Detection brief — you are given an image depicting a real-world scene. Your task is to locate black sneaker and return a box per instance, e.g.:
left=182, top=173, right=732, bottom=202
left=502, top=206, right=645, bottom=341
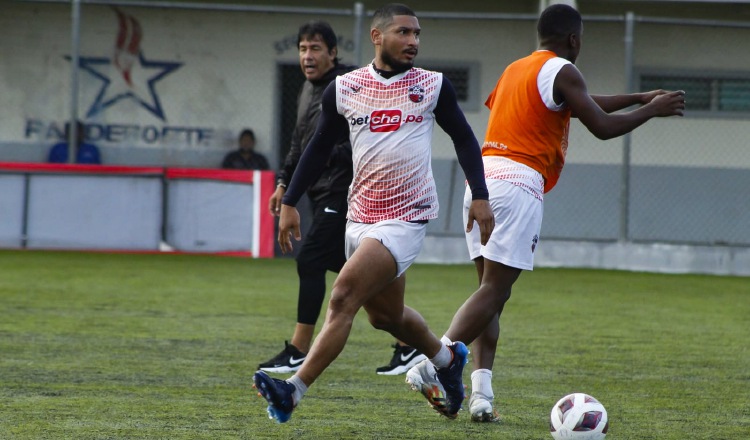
left=258, top=341, right=306, bottom=373
left=376, top=344, right=428, bottom=375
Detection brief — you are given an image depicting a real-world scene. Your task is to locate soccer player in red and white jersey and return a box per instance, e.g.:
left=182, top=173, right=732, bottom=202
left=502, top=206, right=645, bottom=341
left=407, top=4, right=686, bottom=423
left=252, top=3, right=494, bottom=422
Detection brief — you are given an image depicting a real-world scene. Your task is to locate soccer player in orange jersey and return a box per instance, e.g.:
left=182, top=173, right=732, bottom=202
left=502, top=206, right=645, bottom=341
left=407, top=3, right=686, bottom=422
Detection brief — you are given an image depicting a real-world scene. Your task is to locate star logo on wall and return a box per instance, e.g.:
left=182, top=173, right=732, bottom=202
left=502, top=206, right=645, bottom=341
left=73, top=52, right=182, bottom=122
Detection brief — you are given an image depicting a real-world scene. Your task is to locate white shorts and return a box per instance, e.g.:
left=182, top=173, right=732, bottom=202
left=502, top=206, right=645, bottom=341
left=463, top=179, right=543, bottom=271
left=345, top=220, right=427, bottom=277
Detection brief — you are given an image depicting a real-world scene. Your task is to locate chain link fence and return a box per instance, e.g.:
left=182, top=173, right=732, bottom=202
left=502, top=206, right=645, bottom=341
left=3, top=1, right=749, bottom=249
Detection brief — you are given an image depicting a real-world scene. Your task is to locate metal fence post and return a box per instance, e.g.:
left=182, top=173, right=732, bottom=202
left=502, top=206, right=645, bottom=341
left=619, top=11, right=635, bottom=242
left=353, top=2, right=364, bottom=67
left=68, top=0, right=81, bottom=163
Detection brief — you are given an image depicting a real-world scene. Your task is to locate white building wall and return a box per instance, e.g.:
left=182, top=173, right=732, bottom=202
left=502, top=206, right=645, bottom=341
left=3, top=3, right=750, bottom=169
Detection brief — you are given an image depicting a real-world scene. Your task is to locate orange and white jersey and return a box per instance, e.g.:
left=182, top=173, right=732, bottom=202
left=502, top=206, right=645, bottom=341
left=483, top=50, right=572, bottom=194
left=482, top=156, right=545, bottom=202
left=336, top=64, right=442, bottom=223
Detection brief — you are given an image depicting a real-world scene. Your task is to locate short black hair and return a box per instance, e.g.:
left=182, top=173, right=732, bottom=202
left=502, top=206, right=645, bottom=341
left=372, top=3, right=416, bottom=30
left=297, top=20, right=338, bottom=61
left=239, top=129, right=255, bottom=141
left=537, top=3, right=582, bottom=40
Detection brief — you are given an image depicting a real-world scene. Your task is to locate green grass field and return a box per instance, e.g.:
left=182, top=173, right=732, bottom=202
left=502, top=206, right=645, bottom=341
left=0, top=250, right=748, bottom=439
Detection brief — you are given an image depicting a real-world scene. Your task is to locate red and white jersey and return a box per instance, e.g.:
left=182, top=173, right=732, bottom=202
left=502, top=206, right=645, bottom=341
left=336, top=64, right=443, bottom=223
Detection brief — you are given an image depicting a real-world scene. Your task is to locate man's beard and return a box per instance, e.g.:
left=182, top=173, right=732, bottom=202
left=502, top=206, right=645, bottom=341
left=380, top=49, right=414, bottom=74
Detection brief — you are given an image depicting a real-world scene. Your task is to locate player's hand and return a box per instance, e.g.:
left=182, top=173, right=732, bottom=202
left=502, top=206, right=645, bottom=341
left=640, top=89, right=668, bottom=104
left=278, top=204, right=301, bottom=254
left=268, top=186, right=286, bottom=216
left=649, top=90, right=686, bottom=117
left=466, top=199, right=494, bottom=246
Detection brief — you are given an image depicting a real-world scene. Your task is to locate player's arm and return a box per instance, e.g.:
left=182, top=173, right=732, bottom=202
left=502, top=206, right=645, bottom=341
left=269, top=101, right=305, bottom=215
left=590, top=90, right=669, bottom=114
left=556, top=64, right=685, bottom=140
left=278, top=104, right=306, bottom=185
left=434, top=77, right=494, bottom=245
left=281, top=83, right=347, bottom=207
left=277, top=83, right=348, bottom=253
left=434, top=77, right=488, bottom=201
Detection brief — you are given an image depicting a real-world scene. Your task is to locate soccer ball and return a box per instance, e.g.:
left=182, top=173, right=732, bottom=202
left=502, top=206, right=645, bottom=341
left=550, top=393, right=609, bottom=440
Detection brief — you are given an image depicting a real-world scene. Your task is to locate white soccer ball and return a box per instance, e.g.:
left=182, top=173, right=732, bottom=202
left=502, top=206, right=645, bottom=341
left=550, top=393, right=609, bottom=440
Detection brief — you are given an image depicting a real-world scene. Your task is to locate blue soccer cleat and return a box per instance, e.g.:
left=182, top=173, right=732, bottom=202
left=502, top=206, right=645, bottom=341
left=435, top=341, right=469, bottom=418
left=252, top=371, right=296, bottom=423
left=405, top=341, right=469, bottom=419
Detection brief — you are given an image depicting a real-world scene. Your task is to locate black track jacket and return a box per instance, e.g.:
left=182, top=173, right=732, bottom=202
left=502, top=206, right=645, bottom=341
left=276, top=63, right=356, bottom=202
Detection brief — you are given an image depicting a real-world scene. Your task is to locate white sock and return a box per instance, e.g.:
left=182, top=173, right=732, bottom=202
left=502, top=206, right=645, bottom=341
left=470, top=368, right=494, bottom=400
left=287, top=375, right=307, bottom=406
left=430, top=342, right=452, bottom=369
left=440, top=335, right=453, bottom=345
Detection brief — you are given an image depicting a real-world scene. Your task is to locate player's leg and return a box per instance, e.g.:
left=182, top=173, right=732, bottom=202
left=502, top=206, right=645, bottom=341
left=354, top=220, right=442, bottom=360
left=293, top=236, right=401, bottom=387
left=257, top=199, right=336, bottom=372
left=405, top=179, right=517, bottom=421
left=444, top=260, right=519, bottom=346
left=464, top=254, right=502, bottom=421
left=470, top=290, right=523, bottom=422
left=254, top=236, right=400, bottom=422
left=349, top=220, right=467, bottom=418
left=446, top=220, right=519, bottom=421
left=468, top=258, right=511, bottom=371
left=363, top=274, right=442, bottom=358
left=471, top=315, right=499, bottom=370
left=468, top=313, right=500, bottom=422
left=290, top=194, right=348, bottom=353
left=254, top=259, right=322, bottom=373
left=364, top=283, right=467, bottom=418
left=468, top=256, right=501, bottom=369
left=438, top=261, right=517, bottom=421
left=460, top=177, right=542, bottom=421
left=362, top=273, right=428, bottom=375
left=305, top=196, right=424, bottom=375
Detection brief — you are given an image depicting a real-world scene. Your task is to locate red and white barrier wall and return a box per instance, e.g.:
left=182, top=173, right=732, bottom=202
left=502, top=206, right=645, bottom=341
left=0, top=162, right=275, bottom=258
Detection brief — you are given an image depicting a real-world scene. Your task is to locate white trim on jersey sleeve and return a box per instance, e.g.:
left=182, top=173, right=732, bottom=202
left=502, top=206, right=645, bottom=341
left=536, top=53, right=572, bottom=112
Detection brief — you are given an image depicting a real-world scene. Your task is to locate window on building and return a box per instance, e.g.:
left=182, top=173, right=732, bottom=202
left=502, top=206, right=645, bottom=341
left=639, top=72, right=750, bottom=115
left=418, top=61, right=480, bottom=111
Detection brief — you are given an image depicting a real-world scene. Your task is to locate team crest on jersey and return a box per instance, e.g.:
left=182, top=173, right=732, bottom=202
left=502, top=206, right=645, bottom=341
left=408, top=85, right=425, bottom=103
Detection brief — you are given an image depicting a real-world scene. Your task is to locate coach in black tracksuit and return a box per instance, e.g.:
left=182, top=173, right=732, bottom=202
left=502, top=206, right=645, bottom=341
left=274, top=61, right=355, bottom=319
